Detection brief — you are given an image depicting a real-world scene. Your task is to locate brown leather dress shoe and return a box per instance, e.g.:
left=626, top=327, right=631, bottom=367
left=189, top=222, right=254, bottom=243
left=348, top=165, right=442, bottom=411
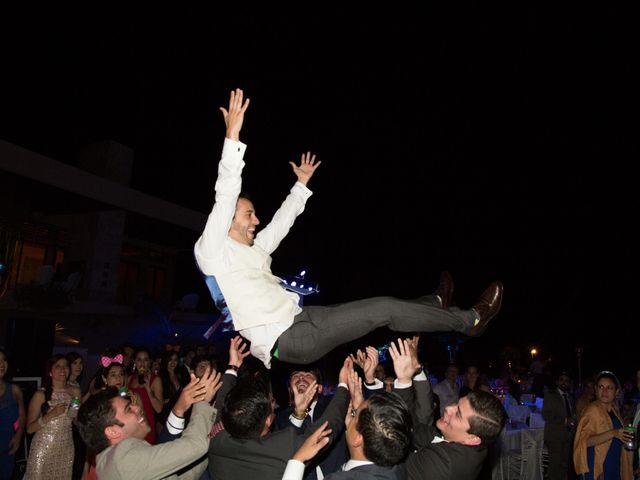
left=466, top=281, right=503, bottom=337
left=434, top=271, right=454, bottom=309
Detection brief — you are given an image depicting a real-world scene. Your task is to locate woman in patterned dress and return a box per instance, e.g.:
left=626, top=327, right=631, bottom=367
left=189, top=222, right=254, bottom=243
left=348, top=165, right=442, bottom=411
left=25, top=354, right=81, bottom=479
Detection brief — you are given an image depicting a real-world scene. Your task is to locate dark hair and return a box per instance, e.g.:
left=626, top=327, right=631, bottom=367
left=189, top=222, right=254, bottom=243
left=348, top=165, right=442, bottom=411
left=119, top=342, right=135, bottom=352
left=190, top=354, right=215, bottom=372
left=92, top=348, right=124, bottom=390
left=357, top=392, right=413, bottom=467
left=221, top=379, right=272, bottom=440
left=596, top=370, right=621, bottom=390
left=102, top=362, right=125, bottom=381
left=466, top=390, right=506, bottom=446
left=66, top=351, right=84, bottom=384
left=76, top=387, right=123, bottom=453
left=161, top=351, right=190, bottom=400
left=289, top=367, right=323, bottom=387
left=133, top=346, right=151, bottom=360
left=41, top=354, right=69, bottom=415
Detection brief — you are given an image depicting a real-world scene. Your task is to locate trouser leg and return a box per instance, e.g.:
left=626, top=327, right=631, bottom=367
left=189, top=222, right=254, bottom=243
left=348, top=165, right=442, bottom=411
left=278, top=295, right=476, bottom=364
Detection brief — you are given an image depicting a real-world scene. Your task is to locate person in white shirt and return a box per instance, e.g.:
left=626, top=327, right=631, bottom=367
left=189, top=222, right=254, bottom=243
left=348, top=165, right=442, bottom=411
left=432, top=365, right=460, bottom=417
left=195, top=88, right=504, bottom=369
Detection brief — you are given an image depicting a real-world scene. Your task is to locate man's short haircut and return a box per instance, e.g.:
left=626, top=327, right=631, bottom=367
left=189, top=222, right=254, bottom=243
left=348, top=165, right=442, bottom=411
left=466, top=390, right=506, bottom=446
left=357, top=392, right=413, bottom=467
left=190, top=354, right=214, bottom=372
left=76, top=387, right=123, bottom=453
left=289, top=367, right=323, bottom=387
left=221, top=379, right=272, bottom=440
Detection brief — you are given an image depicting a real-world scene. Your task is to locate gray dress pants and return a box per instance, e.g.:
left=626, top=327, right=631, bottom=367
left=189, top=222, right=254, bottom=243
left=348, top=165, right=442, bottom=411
left=277, top=295, right=476, bottom=364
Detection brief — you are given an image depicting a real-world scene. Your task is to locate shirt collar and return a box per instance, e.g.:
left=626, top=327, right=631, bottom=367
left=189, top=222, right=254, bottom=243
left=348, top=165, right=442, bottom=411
left=343, top=459, right=374, bottom=471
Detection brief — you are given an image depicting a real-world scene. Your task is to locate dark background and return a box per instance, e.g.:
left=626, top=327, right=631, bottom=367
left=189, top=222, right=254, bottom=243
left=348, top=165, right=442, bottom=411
left=1, top=5, right=637, bottom=381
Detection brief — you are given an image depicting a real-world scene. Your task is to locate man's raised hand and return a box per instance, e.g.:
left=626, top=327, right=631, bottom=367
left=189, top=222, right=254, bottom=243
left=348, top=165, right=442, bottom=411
left=292, top=421, right=332, bottom=463
left=228, top=336, right=250, bottom=369
left=220, top=88, right=250, bottom=142
left=289, top=151, right=321, bottom=186
left=388, top=338, right=414, bottom=384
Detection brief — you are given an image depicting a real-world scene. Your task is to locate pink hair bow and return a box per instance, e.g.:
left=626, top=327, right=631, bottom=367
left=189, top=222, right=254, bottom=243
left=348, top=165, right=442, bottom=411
left=101, top=354, right=124, bottom=368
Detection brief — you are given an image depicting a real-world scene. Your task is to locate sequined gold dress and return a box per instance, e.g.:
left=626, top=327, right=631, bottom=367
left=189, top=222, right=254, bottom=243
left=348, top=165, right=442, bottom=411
left=25, top=390, right=74, bottom=479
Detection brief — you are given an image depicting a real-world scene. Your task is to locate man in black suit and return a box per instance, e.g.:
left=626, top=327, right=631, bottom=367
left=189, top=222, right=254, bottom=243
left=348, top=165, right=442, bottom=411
left=542, top=371, right=576, bottom=480
left=274, top=368, right=347, bottom=479
left=283, top=374, right=412, bottom=479
left=208, top=358, right=355, bottom=480
left=384, top=338, right=506, bottom=480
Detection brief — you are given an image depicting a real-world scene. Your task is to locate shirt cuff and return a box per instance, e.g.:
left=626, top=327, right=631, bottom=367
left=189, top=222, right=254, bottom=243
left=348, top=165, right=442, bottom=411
left=413, top=371, right=428, bottom=381
left=225, top=369, right=238, bottom=377
left=282, top=459, right=306, bottom=480
left=166, top=411, right=186, bottom=435
left=364, top=379, right=384, bottom=390
left=337, top=383, right=348, bottom=390
left=292, top=181, right=313, bottom=199
left=394, top=379, right=412, bottom=389
left=289, top=414, right=305, bottom=428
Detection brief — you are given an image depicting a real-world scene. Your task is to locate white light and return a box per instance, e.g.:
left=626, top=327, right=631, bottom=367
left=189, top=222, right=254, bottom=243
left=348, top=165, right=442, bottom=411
left=307, top=287, right=313, bottom=291
left=282, top=279, right=288, bottom=284
left=300, top=270, right=306, bottom=277
left=291, top=281, right=297, bottom=287
left=300, top=284, right=304, bottom=289
left=174, top=333, right=178, bottom=337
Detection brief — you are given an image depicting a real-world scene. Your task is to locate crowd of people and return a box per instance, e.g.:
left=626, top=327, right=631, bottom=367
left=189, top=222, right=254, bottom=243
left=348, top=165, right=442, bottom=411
left=2, top=341, right=640, bottom=479
left=1, top=88, right=639, bottom=479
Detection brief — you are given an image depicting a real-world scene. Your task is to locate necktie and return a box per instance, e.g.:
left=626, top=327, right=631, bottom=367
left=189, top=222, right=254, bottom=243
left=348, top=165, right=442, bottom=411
left=562, top=393, right=572, bottom=416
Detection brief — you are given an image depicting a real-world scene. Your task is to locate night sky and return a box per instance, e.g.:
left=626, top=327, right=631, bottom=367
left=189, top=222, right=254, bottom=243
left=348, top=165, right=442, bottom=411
left=1, top=6, right=637, bottom=379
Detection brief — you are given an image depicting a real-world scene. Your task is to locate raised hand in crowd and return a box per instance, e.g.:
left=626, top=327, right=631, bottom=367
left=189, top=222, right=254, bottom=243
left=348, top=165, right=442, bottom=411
left=228, top=335, right=250, bottom=369
left=172, top=368, right=223, bottom=417
left=388, top=338, right=415, bottom=384
left=338, top=357, right=355, bottom=387
left=347, top=366, right=364, bottom=409
left=293, top=379, right=320, bottom=418
left=291, top=421, right=332, bottom=463
left=407, top=334, right=422, bottom=371
left=201, top=367, right=223, bottom=404
left=350, top=346, right=379, bottom=385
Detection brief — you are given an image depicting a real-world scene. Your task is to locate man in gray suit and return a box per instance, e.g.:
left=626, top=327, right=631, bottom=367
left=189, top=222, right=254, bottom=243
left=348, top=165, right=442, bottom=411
left=77, top=367, right=221, bottom=480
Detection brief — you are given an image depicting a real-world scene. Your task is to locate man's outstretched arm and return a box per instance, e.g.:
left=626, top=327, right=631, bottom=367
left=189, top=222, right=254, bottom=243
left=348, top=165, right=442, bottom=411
left=195, top=88, right=250, bottom=270
left=255, top=151, right=321, bottom=254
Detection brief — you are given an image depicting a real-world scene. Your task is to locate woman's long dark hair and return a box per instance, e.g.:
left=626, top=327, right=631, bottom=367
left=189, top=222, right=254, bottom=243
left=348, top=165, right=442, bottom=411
left=66, top=351, right=84, bottom=384
left=41, top=353, right=68, bottom=415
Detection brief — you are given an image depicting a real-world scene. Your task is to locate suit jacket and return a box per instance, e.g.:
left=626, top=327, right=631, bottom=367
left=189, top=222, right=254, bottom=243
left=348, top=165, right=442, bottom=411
left=209, top=377, right=350, bottom=480
left=397, top=379, right=488, bottom=480
left=542, top=388, right=574, bottom=443
left=274, top=395, right=348, bottom=478
left=96, top=402, right=215, bottom=480
left=324, top=463, right=407, bottom=479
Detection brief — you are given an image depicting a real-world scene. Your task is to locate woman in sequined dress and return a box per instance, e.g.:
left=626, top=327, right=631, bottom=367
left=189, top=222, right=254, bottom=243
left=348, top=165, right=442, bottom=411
left=65, top=352, right=85, bottom=480
left=25, top=354, right=81, bottom=479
